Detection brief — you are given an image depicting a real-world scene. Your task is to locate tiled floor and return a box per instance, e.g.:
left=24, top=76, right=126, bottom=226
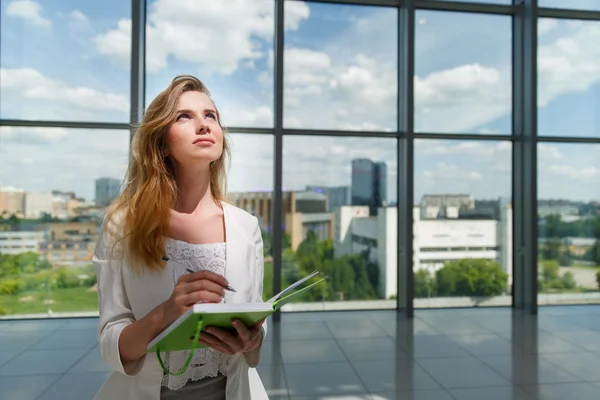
left=1, top=306, right=600, bottom=399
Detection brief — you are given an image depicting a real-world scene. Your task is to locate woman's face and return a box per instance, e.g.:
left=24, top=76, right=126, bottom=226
left=164, top=91, right=224, bottom=169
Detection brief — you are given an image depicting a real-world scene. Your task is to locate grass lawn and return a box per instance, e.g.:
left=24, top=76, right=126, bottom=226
left=571, top=264, right=600, bottom=271
left=0, top=287, right=98, bottom=315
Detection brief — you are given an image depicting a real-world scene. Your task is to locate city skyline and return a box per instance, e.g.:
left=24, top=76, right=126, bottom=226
left=1, top=0, right=599, bottom=203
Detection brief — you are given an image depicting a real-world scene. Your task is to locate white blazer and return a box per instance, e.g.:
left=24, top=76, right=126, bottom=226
left=92, top=203, right=270, bottom=400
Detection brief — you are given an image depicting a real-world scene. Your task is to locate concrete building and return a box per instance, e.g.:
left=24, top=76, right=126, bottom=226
left=0, top=230, right=46, bottom=255
left=95, top=178, right=121, bottom=206
left=305, top=185, right=350, bottom=212
left=419, top=194, right=474, bottom=219
left=227, top=190, right=334, bottom=250
left=0, top=187, right=26, bottom=217
left=24, top=192, right=54, bottom=219
left=335, top=202, right=513, bottom=299
left=351, top=159, right=387, bottom=215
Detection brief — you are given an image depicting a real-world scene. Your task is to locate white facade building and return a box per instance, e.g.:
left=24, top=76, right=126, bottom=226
left=0, top=231, right=47, bottom=255
left=25, top=192, right=54, bottom=219
left=335, top=203, right=513, bottom=299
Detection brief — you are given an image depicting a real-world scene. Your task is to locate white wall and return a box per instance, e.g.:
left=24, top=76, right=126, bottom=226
left=335, top=204, right=512, bottom=300
left=25, top=192, right=54, bottom=219
left=0, top=231, right=46, bottom=254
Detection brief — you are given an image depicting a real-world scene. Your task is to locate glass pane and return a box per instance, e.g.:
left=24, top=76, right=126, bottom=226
left=284, top=1, right=398, bottom=131
left=539, top=0, right=600, bottom=11
left=537, top=143, right=600, bottom=305
left=0, top=0, right=130, bottom=122
left=225, top=133, right=274, bottom=300
left=0, top=127, right=130, bottom=317
left=280, top=136, right=397, bottom=309
left=538, top=19, right=600, bottom=138
left=144, top=0, right=274, bottom=128
left=414, top=139, right=513, bottom=308
left=415, top=11, right=512, bottom=134
left=433, top=0, right=510, bottom=3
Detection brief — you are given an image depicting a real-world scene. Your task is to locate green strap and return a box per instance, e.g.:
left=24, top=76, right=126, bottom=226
left=156, top=319, right=204, bottom=376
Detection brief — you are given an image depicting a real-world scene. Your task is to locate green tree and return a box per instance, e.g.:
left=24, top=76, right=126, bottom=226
left=542, top=238, right=561, bottom=260
left=538, top=260, right=573, bottom=291
left=414, top=269, right=434, bottom=298
left=361, top=248, right=380, bottom=294
left=560, top=272, right=576, bottom=290
left=559, top=249, right=573, bottom=267
left=596, top=270, right=600, bottom=289
left=543, top=214, right=562, bottom=237
left=435, top=259, right=508, bottom=297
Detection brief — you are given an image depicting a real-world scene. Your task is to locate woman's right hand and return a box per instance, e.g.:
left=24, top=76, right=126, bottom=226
left=161, top=271, right=229, bottom=326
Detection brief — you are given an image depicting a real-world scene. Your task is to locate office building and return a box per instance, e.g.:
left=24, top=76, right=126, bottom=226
left=95, top=178, right=120, bottom=206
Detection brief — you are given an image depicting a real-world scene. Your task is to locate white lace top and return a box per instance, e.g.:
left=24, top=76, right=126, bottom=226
left=161, top=239, right=230, bottom=391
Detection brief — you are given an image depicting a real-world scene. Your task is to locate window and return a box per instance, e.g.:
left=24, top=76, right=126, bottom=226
left=414, top=11, right=512, bottom=134
left=434, top=0, right=510, bottom=4
left=281, top=135, right=397, bottom=307
left=0, top=127, right=130, bottom=316
left=538, top=19, right=600, bottom=138
left=414, top=139, right=513, bottom=307
left=539, top=0, right=600, bottom=11
left=144, top=0, right=274, bottom=128
left=283, top=1, right=398, bottom=131
left=225, top=133, right=274, bottom=299
left=0, top=0, right=130, bottom=122
left=537, top=143, right=600, bottom=305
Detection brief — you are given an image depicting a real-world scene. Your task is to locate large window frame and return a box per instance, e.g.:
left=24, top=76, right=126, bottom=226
left=2, top=0, right=599, bottom=320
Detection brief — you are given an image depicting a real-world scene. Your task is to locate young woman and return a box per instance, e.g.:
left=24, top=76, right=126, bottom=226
left=92, top=75, right=269, bottom=400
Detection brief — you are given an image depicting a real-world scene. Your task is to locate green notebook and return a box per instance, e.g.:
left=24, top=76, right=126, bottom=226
left=147, top=270, right=324, bottom=376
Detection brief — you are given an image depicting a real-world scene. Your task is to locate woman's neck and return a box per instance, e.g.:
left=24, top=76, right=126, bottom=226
left=173, top=166, right=216, bottom=215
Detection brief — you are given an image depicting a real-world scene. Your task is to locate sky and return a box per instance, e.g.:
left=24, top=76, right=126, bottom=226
left=0, top=0, right=599, bottom=204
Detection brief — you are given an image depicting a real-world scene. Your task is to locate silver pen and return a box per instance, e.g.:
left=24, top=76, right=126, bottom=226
left=162, top=255, right=236, bottom=292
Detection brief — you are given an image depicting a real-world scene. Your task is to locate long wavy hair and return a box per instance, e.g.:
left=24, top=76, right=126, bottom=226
left=105, top=75, right=230, bottom=272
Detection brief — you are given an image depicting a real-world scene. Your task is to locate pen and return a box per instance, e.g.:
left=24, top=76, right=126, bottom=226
left=162, top=255, right=236, bottom=292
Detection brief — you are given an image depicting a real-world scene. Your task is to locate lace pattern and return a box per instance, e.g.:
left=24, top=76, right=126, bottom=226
left=161, top=240, right=231, bottom=391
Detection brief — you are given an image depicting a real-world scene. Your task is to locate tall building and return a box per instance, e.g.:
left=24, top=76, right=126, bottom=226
left=227, top=190, right=334, bottom=250
left=0, top=187, right=26, bottom=217
left=306, top=185, right=350, bottom=212
left=351, top=158, right=387, bottom=215
left=95, top=178, right=121, bottom=206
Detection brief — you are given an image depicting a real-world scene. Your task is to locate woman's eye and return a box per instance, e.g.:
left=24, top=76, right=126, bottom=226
left=206, top=112, right=216, bottom=120
left=176, top=113, right=190, bottom=121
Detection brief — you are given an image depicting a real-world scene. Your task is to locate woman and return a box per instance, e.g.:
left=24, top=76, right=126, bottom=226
left=92, top=75, right=269, bottom=400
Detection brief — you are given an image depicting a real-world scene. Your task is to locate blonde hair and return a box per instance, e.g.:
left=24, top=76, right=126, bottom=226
left=105, top=75, right=230, bottom=271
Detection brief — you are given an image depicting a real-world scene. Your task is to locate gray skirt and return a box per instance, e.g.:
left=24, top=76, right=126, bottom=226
left=160, top=374, right=226, bottom=400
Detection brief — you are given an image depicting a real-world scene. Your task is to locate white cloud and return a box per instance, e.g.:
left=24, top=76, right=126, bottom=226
left=285, top=1, right=310, bottom=30
left=1, top=68, right=129, bottom=114
left=94, top=0, right=309, bottom=75
left=1, top=126, right=69, bottom=144
left=422, top=163, right=483, bottom=181
left=0, top=128, right=130, bottom=201
left=537, top=20, right=600, bottom=107
left=5, top=0, right=51, bottom=27
left=538, top=144, right=564, bottom=161
left=283, top=49, right=396, bottom=130
left=69, top=10, right=88, bottom=23
left=225, top=106, right=273, bottom=127
left=418, top=140, right=511, bottom=159
left=548, top=165, right=600, bottom=181
left=92, top=18, right=131, bottom=69
left=538, top=19, right=558, bottom=35
left=414, top=64, right=510, bottom=132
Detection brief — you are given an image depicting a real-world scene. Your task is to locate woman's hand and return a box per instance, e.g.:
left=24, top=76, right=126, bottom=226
left=161, top=271, right=229, bottom=327
left=198, top=319, right=265, bottom=356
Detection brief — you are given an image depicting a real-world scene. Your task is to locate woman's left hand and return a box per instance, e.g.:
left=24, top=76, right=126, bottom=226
left=198, top=319, right=265, bottom=355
